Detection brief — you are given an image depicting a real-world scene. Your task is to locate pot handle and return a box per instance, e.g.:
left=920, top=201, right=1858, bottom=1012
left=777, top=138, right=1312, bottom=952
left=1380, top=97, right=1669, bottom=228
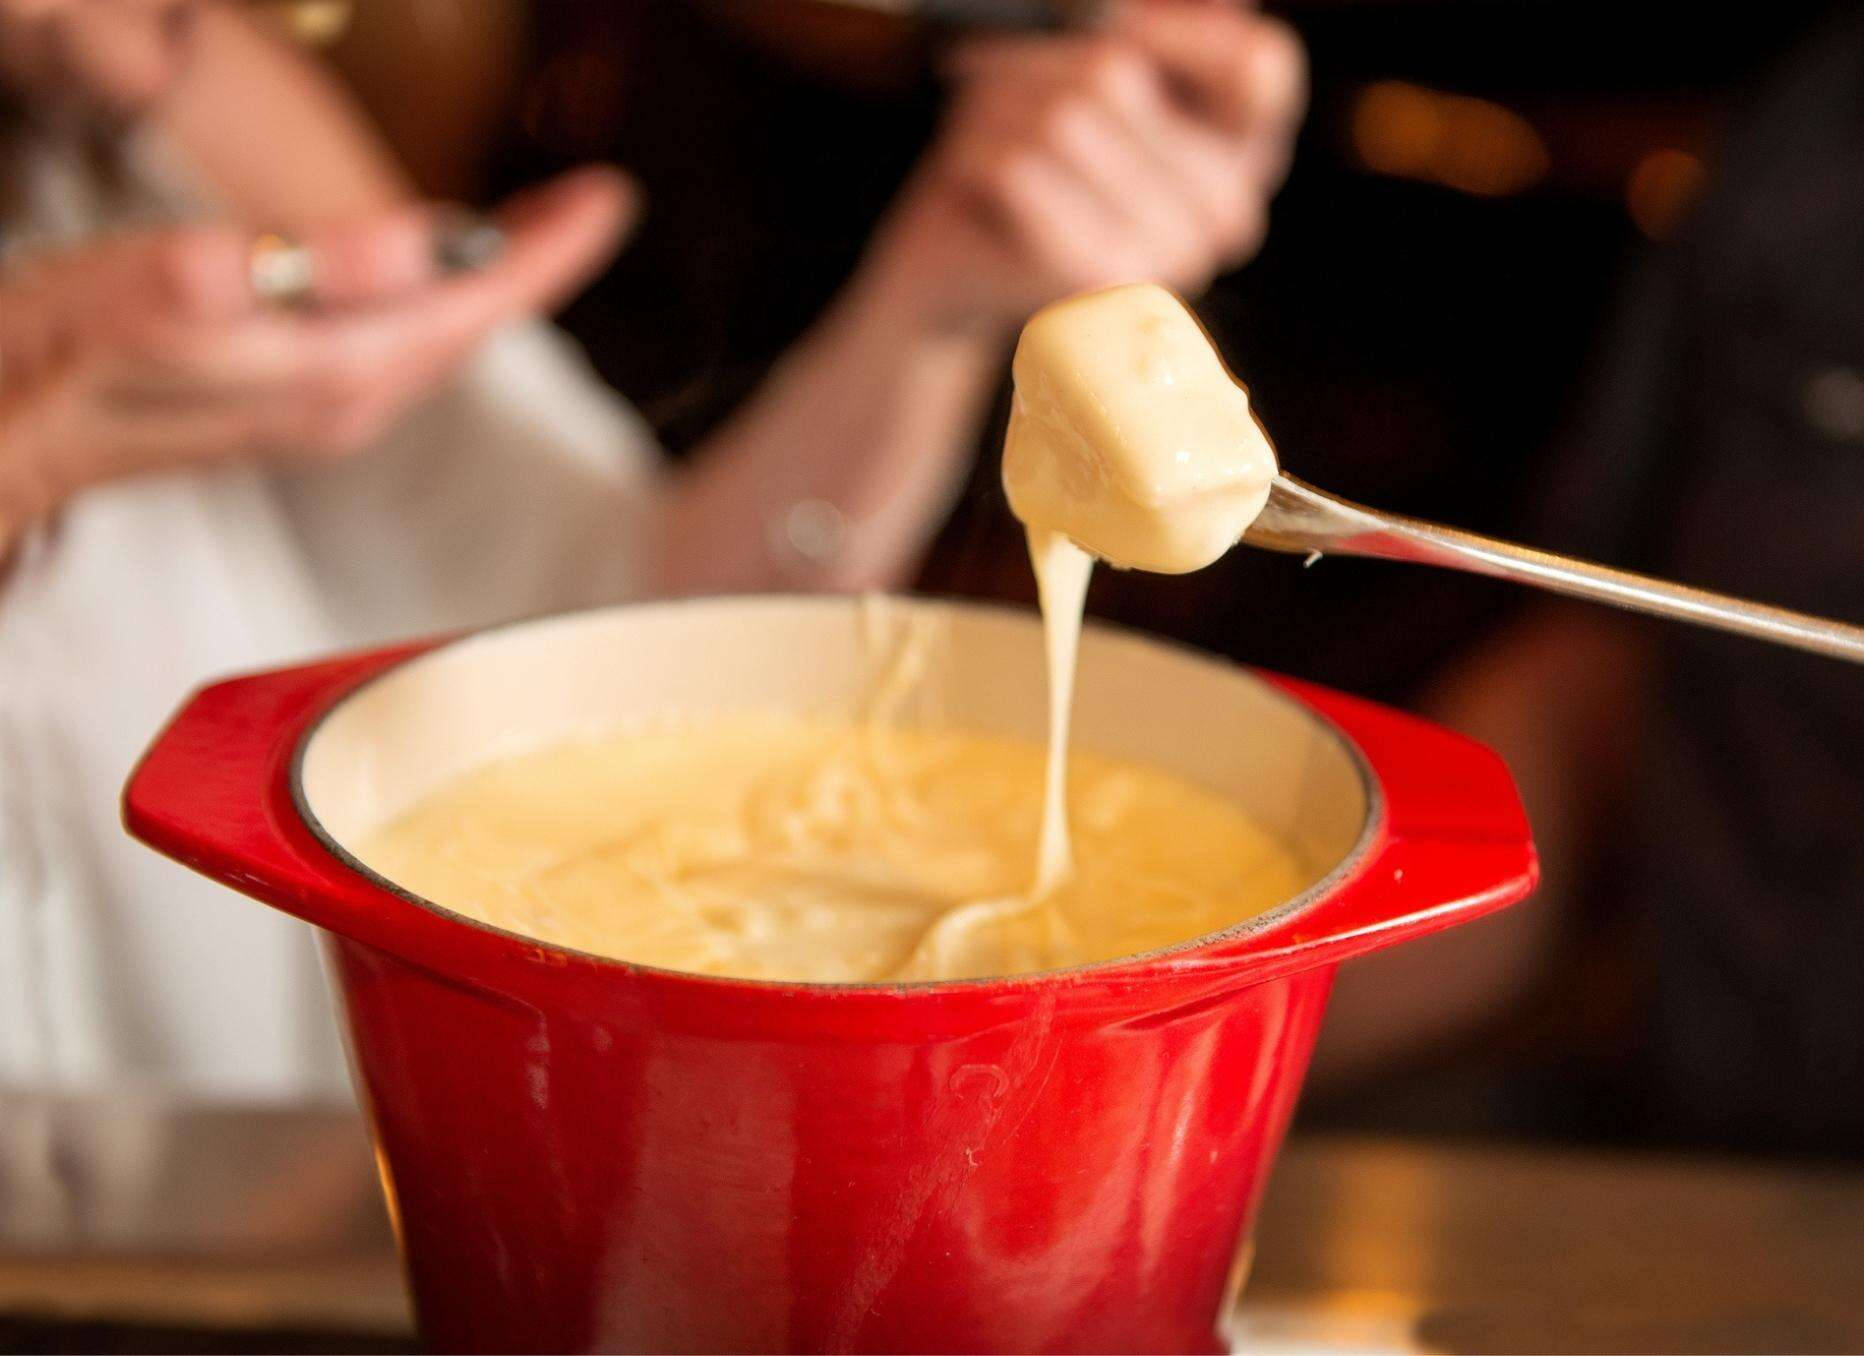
left=123, top=642, right=438, bottom=936
left=1220, top=674, right=1540, bottom=979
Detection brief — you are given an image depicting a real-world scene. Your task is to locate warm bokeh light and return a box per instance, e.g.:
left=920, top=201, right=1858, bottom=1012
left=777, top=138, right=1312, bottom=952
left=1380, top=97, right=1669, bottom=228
left=250, top=0, right=355, bottom=47
left=1352, top=80, right=1551, bottom=198
left=1626, top=147, right=1707, bottom=238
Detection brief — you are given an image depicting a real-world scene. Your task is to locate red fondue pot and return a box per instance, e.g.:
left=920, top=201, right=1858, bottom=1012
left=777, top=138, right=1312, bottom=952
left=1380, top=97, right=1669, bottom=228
left=125, top=597, right=1534, bottom=1354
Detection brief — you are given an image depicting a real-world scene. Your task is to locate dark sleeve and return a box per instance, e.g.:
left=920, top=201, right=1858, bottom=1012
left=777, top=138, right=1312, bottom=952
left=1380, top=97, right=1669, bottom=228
left=1532, top=248, right=1696, bottom=574
left=1537, top=1, right=1864, bottom=591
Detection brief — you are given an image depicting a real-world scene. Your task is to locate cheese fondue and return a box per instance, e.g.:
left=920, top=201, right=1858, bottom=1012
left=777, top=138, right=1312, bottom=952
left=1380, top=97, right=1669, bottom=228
left=357, top=713, right=1303, bottom=983
left=1003, top=284, right=1277, bottom=576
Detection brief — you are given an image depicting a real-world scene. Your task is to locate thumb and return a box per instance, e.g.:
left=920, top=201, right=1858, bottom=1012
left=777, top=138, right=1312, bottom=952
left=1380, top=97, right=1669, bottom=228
left=1111, top=3, right=1305, bottom=135
left=296, top=204, right=459, bottom=307
left=480, top=165, right=642, bottom=314
left=303, top=168, right=638, bottom=309
left=326, top=167, right=641, bottom=360
left=120, top=165, right=635, bottom=326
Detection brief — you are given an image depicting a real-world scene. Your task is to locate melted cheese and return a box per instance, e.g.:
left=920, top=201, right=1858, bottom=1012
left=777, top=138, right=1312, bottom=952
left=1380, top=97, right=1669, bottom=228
left=1005, top=284, right=1279, bottom=896
left=1004, top=284, right=1277, bottom=574
left=357, top=714, right=1302, bottom=983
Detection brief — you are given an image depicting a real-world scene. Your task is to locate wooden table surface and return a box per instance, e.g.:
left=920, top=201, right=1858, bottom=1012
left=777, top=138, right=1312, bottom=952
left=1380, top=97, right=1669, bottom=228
left=1245, top=1135, right=1864, bottom=1354
left=1, top=1098, right=1859, bottom=1353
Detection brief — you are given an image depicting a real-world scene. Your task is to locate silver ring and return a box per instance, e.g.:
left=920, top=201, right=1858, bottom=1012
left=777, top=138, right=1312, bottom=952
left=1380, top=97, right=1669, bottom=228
left=432, top=210, right=505, bottom=276
left=248, top=232, right=318, bottom=308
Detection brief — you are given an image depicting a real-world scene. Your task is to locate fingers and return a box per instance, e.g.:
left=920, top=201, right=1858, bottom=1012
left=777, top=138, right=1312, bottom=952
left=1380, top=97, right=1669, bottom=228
left=339, top=165, right=638, bottom=360
left=292, top=166, right=633, bottom=313
left=97, top=166, right=631, bottom=399
left=985, top=147, right=1138, bottom=293
left=34, top=349, right=287, bottom=489
left=1122, top=98, right=1270, bottom=266
left=121, top=203, right=492, bottom=321
left=1051, top=42, right=1269, bottom=267
left=298, top=204, right=449, bottom=306
left=22, top=166, right=633, bottom=350
left=3, top=216, right=410, bottom=350
left=1, top=164, right=640, bottom=488
left=66, top=225, right=257, bottom=328
left=951, top=7, right=1306, bottom=144
left=484, top=165, right=640, bottom=313
left=92, top=321, right=310, bottom=407
left=1110, top=3, right=1306, bottom=139
left=93, top=399, right=278, bottom=475
left=1040, top=97, right=1209, bottom=285
left=932, top=22, right=1288, bottom=300
left=149, top=167, right=638, bottom=457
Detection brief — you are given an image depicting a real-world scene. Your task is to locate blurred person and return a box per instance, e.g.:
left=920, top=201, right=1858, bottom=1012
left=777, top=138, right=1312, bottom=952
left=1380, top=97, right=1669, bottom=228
left=1314, top=4, right=1864, bottom=1158
left=1, top=0, right=657, bottom=1105
left=0, top=0, right=1305, bottom=1099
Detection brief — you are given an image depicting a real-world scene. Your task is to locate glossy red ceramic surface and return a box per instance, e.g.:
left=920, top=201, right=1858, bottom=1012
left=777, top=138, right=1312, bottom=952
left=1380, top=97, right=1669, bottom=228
left=125, top=626, right=1535, bottom=1354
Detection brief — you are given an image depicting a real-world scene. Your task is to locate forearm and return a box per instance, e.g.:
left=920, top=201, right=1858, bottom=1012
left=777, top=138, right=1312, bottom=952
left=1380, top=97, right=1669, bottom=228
left=152, top=2, right=412, bottom=223
left=660, top=258, right=1005, bottom=595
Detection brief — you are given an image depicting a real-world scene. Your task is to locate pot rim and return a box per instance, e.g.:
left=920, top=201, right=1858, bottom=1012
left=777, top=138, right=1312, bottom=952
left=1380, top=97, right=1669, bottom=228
left=287, top=593, right=1386, bottom=997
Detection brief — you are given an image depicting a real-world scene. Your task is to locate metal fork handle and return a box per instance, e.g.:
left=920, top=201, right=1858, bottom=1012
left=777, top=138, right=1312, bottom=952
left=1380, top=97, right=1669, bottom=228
left=1243, top=475, right=1864, bottom=665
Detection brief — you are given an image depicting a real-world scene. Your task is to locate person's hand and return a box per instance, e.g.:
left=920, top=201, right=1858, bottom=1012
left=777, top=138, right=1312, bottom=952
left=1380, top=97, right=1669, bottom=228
left=0, top=167, right=634, bottom=551
left=861, top=0, right=1306, bottom=336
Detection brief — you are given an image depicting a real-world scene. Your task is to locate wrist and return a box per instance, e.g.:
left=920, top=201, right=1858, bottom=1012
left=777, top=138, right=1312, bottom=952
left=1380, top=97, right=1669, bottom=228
left=840, top=218, right=1018, bottom=359
left=832, top=264, right=1008, bottom=437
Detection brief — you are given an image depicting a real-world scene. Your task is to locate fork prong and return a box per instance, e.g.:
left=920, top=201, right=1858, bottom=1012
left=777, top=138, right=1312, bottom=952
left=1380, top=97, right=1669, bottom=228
left=1240, top=475, right=1379, bottom=555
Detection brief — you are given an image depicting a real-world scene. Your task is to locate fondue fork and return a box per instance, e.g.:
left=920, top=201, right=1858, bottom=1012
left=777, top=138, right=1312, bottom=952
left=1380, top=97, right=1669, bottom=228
left=1244, top=474, right=1864, bottom=664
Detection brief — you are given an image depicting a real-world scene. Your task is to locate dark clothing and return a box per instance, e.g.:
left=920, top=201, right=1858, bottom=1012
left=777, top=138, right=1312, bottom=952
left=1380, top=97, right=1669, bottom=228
left=1546, top=3, right=1864, bottom=1156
